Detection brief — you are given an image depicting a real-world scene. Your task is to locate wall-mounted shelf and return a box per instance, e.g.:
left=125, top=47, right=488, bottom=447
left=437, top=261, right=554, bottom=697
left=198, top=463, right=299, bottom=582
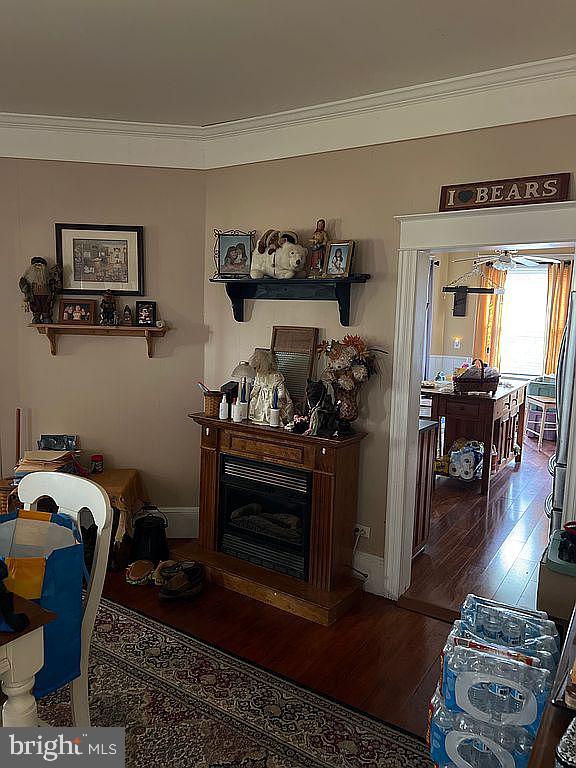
left=31, top=324, right=168, bottom=357
left=210, top=274, right=371, bottom=326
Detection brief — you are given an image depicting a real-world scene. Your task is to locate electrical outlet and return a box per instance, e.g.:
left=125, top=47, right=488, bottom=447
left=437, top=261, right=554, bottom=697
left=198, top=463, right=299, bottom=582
left=355, top=524, right=371, bottom=539
left=453, top=337, right=462, bottom=350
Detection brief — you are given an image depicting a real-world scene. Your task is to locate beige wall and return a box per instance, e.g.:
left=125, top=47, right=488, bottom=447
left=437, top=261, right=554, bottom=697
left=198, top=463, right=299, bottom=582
left=430, top=253, right=481, bottom=359
left=1, top=116, right=576, bottom=559
left=0, top=159, right=206, bottom=505
left=204, top=116, right=576, bottom=557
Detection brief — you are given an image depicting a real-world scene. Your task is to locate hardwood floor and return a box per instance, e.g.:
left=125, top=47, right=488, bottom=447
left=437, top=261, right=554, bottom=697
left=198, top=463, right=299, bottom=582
left=400, top=435, right=553, bottom=620
left=103, top=571, right=450, bottom=739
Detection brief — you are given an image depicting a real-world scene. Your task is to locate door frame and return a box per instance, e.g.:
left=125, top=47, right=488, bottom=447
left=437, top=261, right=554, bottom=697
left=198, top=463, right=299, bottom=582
left=384, top=200, right=576, bottom=600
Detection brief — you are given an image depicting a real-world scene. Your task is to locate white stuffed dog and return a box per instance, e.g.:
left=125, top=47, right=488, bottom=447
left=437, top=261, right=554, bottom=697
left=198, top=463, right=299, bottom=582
left=250, top=241, right=307, bottom=279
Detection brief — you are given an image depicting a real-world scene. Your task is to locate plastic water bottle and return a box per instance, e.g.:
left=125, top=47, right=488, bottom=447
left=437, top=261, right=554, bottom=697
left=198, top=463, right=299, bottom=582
left=501, top=618, right=525, bottom=646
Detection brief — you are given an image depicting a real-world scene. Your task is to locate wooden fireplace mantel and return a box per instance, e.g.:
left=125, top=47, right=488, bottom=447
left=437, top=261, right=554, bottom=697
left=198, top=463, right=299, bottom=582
left=185, top=413, right=367, bottom=624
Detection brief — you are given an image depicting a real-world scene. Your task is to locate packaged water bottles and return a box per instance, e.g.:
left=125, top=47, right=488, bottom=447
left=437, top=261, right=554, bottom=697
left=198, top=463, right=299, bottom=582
left=429, top=688, right=534, bottom=768
left=429, top=596, right=558, bottom=767
left=447, top=620, right=558, bottom=673
left=441, top=644, right=550, bottom=735
left=460, top=595, right=560, bottom=652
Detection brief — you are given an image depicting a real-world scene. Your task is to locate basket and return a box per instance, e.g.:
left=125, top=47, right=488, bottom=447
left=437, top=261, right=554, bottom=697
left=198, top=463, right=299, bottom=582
left=453, top=358, right=500, bottom=395
left=203, top=391, right=222, bottom=417
left=0, top=478, right=16, bottom=515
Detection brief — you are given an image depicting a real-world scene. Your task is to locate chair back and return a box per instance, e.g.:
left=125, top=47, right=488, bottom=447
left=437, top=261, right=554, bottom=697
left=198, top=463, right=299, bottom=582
left=17, top=472, right=112, bottom=680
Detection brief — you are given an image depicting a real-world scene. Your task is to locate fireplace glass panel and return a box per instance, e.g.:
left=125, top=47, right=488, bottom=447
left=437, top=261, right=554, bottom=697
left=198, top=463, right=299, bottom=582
left=219, top=455, right=311, bottom=580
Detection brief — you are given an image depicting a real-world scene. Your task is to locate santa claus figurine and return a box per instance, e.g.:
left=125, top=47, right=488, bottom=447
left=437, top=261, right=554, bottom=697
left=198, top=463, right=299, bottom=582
left=19, top=257, right=61, bottom=324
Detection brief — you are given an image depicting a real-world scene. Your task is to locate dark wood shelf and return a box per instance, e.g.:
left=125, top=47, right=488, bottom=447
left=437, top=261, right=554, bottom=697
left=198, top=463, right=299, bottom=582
left=210, top=274, right=371, bottom=326
left=31, top=323, right=168, bottom=357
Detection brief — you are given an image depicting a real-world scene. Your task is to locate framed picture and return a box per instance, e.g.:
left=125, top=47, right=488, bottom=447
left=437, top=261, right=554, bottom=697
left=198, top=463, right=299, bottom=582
left=135, top=301, right=157, bottom=326
left=58, top=298, right=97, bottom=325
left=214, top=229, right=255, bottom=277
left=56, top=223, right=144, bottom=295
left=324, top=241, right=354, bottom=278
left=38, top=434, right=78, bottom=451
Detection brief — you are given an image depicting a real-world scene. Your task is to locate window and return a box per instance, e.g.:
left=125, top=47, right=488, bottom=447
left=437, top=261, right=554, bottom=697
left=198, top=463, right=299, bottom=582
left=499, top=266, right=548, bottom=377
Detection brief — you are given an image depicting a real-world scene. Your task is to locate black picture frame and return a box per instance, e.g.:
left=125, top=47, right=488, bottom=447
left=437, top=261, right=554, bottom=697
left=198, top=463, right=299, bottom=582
left=135, top=300, right=157, bottom=327
left=56, top=223, right=145, bottom=295
left=214, top=229, right=255, bottom=278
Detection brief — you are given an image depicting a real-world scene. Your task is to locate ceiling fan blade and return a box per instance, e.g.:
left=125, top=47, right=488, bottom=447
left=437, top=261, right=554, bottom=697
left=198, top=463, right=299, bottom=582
left=453, top=256, right=492, bottom=263
left=513, top=257, right=539, bottom=267
left=518, top=255, right=562, bottom=264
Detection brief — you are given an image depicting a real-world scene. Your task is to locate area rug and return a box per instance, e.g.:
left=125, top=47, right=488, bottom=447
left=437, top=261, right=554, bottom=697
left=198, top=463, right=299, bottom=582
left=39, top=599, right=432, bottom=768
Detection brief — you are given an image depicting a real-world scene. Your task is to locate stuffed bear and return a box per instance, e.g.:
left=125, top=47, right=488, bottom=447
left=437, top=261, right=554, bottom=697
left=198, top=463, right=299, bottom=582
left=250, top=240, right=308, bottom=279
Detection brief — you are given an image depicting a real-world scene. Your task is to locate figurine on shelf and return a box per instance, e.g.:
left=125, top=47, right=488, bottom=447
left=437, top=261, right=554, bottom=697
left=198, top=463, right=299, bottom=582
left=304, top=379, right=338, bottom=437
left=99, top=290, right=118, bottom=326
left=248, top=348, right=294, bottom=426
left=120, top=305, right=133, bottom=326
left=308, top=218, right=329, bottom=277
left=19, top=257, right=61, bottom=324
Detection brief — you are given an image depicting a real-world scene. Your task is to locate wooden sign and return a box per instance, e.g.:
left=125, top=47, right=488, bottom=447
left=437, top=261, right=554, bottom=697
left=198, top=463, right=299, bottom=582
left=439, top=173, right=570, bottom=212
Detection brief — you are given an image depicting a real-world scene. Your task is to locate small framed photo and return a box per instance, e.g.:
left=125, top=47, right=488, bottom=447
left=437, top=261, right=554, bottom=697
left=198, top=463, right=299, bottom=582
left=58, top=298, right=97, bottom=325
left=324, top=241, right=354, bottom=278
left=56, top=223, right=144, bottom=295
left=214, top=229, right=255, bottom=277
left=135, top=301, right=157, bottom=326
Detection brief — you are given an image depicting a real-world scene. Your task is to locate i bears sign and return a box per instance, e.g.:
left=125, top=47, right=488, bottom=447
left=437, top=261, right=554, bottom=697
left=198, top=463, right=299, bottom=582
left=439, top=173, right=570, bottom=212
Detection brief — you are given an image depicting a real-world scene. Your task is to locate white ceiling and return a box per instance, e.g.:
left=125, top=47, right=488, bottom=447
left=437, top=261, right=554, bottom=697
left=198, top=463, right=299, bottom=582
left=1, top=0, right=576, bottom=126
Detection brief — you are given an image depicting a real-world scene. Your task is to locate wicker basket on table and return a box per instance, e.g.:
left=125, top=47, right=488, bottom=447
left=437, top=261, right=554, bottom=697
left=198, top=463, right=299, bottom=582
left=0, top=478, right=16, bottom=515
left=453, top=358, right=500, bottom=395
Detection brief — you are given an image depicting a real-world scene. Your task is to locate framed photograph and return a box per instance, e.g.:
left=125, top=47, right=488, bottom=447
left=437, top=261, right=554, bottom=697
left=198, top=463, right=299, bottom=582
left=214, top=229, right=255, bottom=277
left=324, top=241, right=354, bottom=278
left=58, top=298, right=97, bottom=325
left=56, top=223, right=144, bottom=295
left=135, top=301, right=157, bottom=326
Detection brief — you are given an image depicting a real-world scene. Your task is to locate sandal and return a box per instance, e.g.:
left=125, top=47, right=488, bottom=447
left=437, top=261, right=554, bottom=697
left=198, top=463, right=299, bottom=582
left=159, top=563, right=205, bottom=600
left=126, top=559, right=155, bottom=585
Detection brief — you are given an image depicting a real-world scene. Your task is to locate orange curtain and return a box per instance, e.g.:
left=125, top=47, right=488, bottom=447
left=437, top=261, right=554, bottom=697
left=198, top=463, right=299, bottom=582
left=544, top=261, right=573, bottom=374
left=473, top=266, right=507, bottom=368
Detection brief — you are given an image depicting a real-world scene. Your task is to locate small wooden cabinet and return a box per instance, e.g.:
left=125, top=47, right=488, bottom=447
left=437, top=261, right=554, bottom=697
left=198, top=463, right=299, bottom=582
left=413, top=419, right=438, bottom=557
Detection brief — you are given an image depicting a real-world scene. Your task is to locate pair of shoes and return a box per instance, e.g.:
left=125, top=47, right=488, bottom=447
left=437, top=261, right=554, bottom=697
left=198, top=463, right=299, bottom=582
left=159, top=563, right=205, bottom=600
left=153, top=560, right=197, bottom=585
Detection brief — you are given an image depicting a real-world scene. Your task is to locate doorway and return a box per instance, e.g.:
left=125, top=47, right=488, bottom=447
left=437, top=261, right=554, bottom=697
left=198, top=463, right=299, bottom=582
left=402, top=245, right=572, bottom=619
left=384, top=201, right=576, bottom=608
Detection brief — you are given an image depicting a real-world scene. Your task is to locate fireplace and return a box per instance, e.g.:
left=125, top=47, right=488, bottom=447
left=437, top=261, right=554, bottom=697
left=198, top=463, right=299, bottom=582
left=218, top=455, right=311, bottom=580
left=189, top=413, right=366, bottom=624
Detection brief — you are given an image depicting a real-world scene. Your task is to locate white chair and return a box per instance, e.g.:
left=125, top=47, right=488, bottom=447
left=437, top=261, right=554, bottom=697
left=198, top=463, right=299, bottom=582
left=17, top=472, right=112, bottom=726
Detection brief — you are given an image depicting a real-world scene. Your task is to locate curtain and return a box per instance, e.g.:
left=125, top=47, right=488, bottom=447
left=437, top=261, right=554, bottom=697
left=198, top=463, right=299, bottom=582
left=473, top=266, right=507, bottom=368
left=544, top=261, right=573, bottom=374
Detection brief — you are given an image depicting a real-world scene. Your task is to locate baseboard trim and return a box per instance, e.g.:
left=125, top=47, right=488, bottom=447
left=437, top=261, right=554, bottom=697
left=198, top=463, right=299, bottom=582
left=161, top=506, right=199, bottom=538
left=354, top=551, right=389, bottom=598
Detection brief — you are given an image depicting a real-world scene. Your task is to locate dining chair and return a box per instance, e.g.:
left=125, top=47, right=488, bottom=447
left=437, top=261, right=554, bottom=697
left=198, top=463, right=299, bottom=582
left=17, top=471, right=112, bottom=726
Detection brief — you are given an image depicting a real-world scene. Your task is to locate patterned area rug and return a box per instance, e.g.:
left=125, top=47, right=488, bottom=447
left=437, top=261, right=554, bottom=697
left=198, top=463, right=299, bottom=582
left=40, top=599, right=432, bottom=768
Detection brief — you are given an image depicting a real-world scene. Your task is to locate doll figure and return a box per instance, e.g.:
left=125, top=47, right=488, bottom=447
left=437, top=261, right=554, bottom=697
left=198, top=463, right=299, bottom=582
left=248, top=349, right=294, bottom=426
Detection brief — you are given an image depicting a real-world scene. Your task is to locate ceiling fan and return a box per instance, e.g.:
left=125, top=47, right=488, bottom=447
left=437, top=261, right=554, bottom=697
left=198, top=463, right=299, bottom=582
left=454, top=249, right=562, bottom=271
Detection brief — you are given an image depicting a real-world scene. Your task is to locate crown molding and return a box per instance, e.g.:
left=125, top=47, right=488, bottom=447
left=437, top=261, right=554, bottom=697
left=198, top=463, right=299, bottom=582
left=0, top=54, right=575, bottom=169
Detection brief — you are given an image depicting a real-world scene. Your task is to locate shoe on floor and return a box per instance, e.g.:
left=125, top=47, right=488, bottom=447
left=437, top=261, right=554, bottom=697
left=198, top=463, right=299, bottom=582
left=153, top=560, right=198, bottom=585
left=126, top=559, right=155, bottom=585
left=159, top=564, right=205, bottom=600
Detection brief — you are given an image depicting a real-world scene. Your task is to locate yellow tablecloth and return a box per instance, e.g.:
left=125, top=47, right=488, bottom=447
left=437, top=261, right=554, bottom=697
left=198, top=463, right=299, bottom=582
left=92, top=468, right=148, bottom=542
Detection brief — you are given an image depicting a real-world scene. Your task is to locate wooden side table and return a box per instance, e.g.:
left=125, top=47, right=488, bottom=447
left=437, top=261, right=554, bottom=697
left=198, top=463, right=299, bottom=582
left=92, top=468, right=148, bottom=542
left=0, top=596, right=55, bottom=727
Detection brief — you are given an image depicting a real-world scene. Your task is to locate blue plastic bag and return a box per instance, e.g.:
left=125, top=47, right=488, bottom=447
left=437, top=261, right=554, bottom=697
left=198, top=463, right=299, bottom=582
left=0, top=509, right=84, bottom=696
